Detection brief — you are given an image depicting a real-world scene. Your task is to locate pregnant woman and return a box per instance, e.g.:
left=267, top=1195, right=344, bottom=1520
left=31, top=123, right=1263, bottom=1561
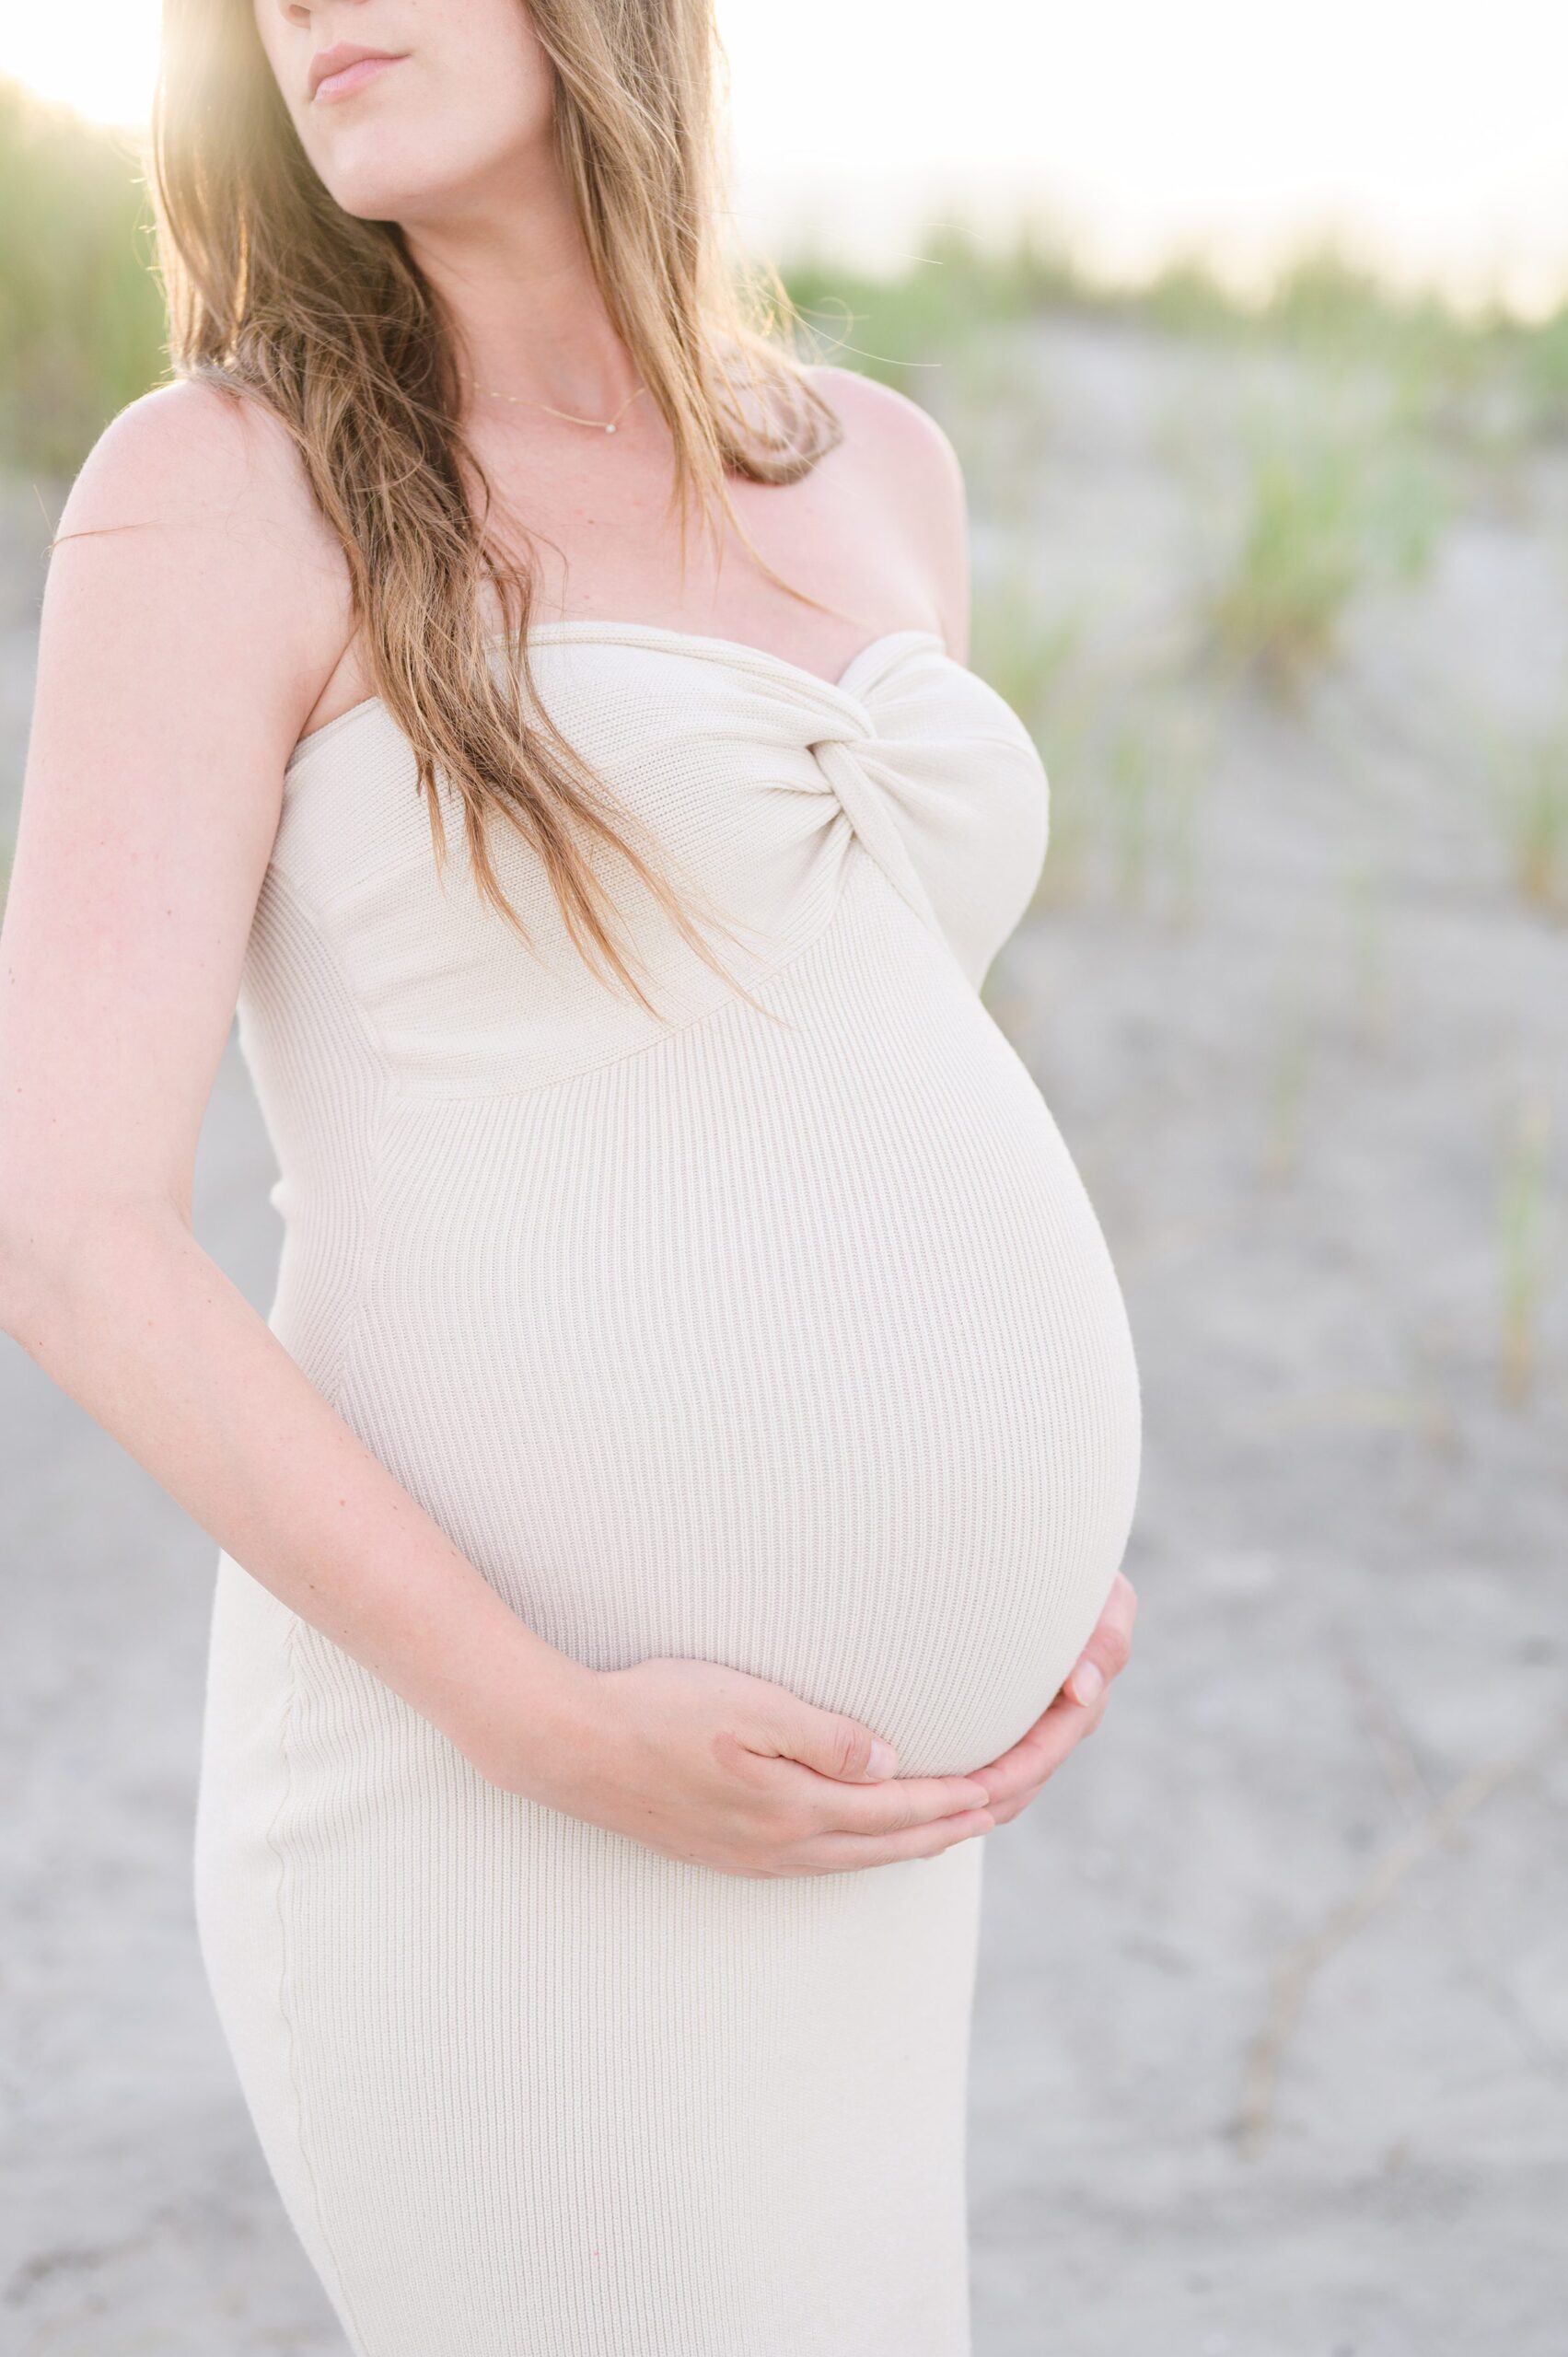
left=0, top=2, right=1143, bottom=2351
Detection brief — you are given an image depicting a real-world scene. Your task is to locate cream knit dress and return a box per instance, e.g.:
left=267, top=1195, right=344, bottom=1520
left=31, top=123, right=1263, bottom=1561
left=193, top=621, right=1143, bottom=2357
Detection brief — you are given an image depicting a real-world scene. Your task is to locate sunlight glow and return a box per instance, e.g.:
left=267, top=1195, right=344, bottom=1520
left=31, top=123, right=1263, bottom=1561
left=2, top=7, right=161, bottom=128
left=4, top=0, right=1568, bottom=303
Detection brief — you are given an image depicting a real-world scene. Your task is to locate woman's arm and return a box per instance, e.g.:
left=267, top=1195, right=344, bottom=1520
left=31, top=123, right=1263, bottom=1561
left=0, top=382, right=590, bottom=1773
left=0, top=382, right=995, bottom=1875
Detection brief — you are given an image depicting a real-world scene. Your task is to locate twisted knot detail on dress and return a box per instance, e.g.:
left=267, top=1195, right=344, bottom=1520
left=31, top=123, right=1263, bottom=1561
left=271, top=624, right=1051, bottom=1097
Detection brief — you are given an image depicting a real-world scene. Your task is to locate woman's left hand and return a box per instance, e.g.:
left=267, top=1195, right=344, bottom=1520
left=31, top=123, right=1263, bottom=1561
left=970, top=1573, right=1138, bottom=1827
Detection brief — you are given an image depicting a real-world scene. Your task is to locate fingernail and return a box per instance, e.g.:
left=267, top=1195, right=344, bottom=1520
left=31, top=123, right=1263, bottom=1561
left=866, top=1738, right=899, bottom=1778
left=1070, top=1660, right=1104, bottom=1706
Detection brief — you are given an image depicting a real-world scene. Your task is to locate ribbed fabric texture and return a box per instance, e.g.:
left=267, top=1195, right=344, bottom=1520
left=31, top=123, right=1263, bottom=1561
left=192, top=621, right=1143, bottom=2357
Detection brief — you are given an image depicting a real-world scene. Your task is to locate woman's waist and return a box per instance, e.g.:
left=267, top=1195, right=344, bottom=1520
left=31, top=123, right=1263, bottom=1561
left=268, top=1008, right=1139, bottom=1438
left=211, top=1313, right=1140, bottom=1780
left=273, top=1095, right=1142, bottom=1718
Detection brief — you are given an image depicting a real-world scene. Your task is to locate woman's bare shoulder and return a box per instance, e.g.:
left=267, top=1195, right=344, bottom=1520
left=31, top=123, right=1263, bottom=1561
left=805, top=364, right=965, bottom=488
left=65, top=379, right=312, bottom=538
left=801, top=364, right=970, bottom=654
left=52, top=378, right=354, bottom=709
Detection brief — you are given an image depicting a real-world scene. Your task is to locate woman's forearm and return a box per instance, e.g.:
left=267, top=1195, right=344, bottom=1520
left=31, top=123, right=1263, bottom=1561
left=0, top=1196, right=600, bottom=1787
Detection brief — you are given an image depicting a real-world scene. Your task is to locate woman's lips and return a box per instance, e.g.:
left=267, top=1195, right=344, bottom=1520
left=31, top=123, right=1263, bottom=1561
left=312, top=53, right=405, bottom=105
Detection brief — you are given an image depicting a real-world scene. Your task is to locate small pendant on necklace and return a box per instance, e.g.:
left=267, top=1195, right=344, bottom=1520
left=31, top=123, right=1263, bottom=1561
left=605, top=423, right=616, bottom=434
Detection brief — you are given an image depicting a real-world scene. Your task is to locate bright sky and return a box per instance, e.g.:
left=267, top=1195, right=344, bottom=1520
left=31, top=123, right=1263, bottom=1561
left=7, top=1, right=1568, bottom=307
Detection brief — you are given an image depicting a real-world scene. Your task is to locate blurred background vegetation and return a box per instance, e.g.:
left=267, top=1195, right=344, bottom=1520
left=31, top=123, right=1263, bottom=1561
left=0, top=80, right=164, bottom=471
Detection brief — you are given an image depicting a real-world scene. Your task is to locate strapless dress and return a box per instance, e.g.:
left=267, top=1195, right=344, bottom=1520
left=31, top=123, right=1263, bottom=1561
left=193, top=620, right=1143, bottom=2357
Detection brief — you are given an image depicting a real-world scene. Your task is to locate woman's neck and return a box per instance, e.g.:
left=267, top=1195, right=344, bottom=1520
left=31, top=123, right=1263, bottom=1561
left=403, top=163, right=640, bottom=420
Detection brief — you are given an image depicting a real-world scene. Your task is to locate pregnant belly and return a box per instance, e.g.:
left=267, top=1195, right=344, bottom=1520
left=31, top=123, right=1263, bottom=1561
left=297, top=894, right=1143, bottom=1779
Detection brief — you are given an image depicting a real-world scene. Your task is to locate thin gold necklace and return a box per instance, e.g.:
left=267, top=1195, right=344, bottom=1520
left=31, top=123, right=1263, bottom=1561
left=466, top=375, right=647, bottom=435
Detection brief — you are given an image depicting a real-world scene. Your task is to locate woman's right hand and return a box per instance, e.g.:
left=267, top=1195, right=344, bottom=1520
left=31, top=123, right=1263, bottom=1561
left=491, top=1655, right=995, bottom=1877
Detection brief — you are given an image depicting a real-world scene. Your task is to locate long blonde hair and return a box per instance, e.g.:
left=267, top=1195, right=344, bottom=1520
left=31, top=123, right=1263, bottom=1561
left=149, top=0, right=845, bottom=1008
